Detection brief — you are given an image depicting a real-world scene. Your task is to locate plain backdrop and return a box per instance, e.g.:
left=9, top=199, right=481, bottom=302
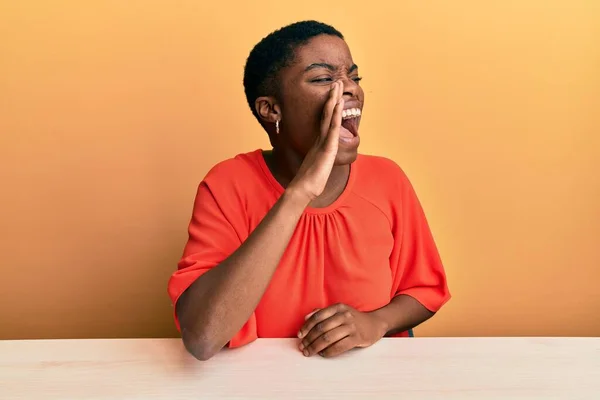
left=1, top=0, right=599, bottom=339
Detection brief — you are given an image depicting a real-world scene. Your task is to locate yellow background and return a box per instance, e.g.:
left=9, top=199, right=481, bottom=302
left=1, top=1, right=599, bottom=339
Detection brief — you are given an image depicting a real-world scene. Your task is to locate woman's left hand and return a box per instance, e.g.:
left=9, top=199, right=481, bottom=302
left=297, top=303, right=387, bottom=358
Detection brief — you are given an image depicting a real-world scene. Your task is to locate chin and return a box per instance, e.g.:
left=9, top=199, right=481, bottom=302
left=334, top=149, right=359, bottom=166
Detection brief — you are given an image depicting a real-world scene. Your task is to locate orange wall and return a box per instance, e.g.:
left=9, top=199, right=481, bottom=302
left=1, top=1, right=599, bottom=339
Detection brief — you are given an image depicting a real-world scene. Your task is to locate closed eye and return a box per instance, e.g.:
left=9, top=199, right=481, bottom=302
left=311, top=77, right=334, bottom=83
left=311, top=77, right=363, bottom=83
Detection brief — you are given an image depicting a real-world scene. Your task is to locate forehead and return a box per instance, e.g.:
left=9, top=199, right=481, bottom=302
left=291, top=35, right=354, bottom=69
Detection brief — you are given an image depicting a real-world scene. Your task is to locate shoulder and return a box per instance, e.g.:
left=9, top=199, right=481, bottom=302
left=195, top=149, right=269, bottom=215
left=199, top=149, right=267, bottom=197
left=203, top=149, right=262, bottom=184
left=355, top=154, right=410, bottom=190
left=352, top=154, right=407, bottom=221
left=352, top=154, right=428, bottom=229
left=351, top=154, right=418, bottom=218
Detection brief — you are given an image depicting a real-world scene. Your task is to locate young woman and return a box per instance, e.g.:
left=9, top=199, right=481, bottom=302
left=168, top=20, right=450, bottom=361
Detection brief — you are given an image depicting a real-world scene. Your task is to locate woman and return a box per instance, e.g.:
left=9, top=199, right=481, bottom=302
left=167, top=20, right=450, bottom=361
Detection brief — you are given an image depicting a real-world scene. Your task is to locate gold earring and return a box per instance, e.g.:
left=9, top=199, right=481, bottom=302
left=275, top=120, right=280, bottom=134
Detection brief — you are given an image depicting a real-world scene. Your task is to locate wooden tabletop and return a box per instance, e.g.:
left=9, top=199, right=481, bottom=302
left=1, top=337, right=599, bottom=399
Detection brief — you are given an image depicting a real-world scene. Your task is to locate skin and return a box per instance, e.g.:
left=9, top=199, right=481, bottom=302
left=176, top=34, right=434, bottom=361
left=256, top=35, right=364, bottom=208
left=297, top=296, right=434, bottom=358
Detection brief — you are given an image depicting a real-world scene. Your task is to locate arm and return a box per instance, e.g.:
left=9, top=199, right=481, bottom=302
left=177, top=188, right=309, bottom=361
left=176, top=81, right=346, bottom=361
left=296, top=296, right=434, bottom=358
left=298, top=163, right=450, bottom=358
left=366, top=167, right=449, bottom=338
left=369, top=294, right=434, bottom=337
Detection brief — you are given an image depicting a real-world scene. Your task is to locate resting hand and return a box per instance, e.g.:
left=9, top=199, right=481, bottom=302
left=297, top=303, right=387, bottom=358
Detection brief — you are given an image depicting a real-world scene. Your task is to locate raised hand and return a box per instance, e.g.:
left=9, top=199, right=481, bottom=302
left=287, top=81, right=344, bottom=202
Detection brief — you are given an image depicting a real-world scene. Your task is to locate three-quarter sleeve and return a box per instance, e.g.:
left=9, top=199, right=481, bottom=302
left=389, top=169, right=451, bottom=312
left=167, top=181, right=257, bottom=348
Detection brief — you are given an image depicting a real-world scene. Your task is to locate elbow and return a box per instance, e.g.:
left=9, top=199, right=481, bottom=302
left=185, top=341, right=218, bottom=362
left=181, top=328, right=222, bottom=361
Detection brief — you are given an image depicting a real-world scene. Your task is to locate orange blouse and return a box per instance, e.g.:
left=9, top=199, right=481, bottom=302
left=167, top=149, right=450, bottom=347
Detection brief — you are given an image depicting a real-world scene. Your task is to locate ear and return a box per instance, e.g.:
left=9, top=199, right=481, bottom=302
left=255, top=96, right=282, bottom=124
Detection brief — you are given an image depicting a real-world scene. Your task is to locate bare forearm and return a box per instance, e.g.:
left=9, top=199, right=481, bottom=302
left=369, top=295, right=435, bottom=337
left=177, top=189, right=309, bottom=360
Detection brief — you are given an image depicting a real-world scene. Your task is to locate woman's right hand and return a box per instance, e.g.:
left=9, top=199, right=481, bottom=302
left=288, top=81, right=344, bottom=202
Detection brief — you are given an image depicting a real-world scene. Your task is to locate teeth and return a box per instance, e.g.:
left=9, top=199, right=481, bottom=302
left=342, top=108, right=361, bottom=120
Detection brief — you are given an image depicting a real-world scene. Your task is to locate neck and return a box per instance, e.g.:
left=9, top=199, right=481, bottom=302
left=268, top=147, right=350, bottom=207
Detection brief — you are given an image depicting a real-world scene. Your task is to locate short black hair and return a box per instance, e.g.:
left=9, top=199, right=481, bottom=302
left=243, top=20, right=344, bottom=125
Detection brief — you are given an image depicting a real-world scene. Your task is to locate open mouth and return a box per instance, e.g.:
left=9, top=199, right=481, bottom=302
left=341, top=107, right=361, bottom=137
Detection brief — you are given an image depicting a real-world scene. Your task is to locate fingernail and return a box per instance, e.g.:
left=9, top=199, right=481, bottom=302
left=299, top=343, right=304, bottom=351
left=297, top=331, right=303, bottom=338
left=303, top=349, right=309, bottom=357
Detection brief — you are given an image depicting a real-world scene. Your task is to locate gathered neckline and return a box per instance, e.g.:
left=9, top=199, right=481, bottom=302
left=253, top=149, right=358, bottom=215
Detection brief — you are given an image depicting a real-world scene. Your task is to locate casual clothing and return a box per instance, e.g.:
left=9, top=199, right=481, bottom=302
left=168, top=149, right=450, bottom=348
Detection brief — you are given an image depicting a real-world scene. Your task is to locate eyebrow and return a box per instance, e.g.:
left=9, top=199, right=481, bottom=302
left=304, top=63, right=359, bottom=73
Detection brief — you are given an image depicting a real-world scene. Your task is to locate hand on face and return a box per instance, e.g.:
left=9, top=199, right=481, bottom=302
left=297, top=303, right=387, bottom=358
left=287, top=81, right=344, bottom=201
left=274, top=35, right=364, bottom=165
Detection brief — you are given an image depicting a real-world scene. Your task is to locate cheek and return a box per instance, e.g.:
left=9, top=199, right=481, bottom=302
left=288, top=91, right=328, bottom=128
left=298, top=100, right=320, bottom=122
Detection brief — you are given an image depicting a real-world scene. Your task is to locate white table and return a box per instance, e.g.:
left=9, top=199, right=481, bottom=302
left=1, top=337, right=599, bottom=399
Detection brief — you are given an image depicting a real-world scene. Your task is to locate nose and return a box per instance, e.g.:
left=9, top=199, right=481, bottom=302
left=341, top=76, right=359, bottom=98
